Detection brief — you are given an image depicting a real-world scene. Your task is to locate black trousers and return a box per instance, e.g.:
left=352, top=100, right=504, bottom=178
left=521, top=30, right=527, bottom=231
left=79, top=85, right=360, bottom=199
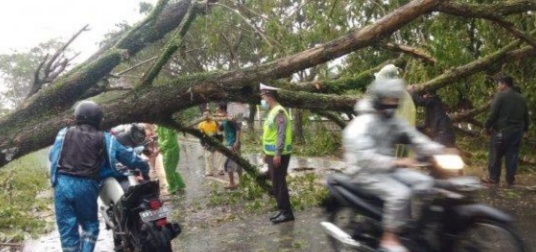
left=266, top=154, right=292, bottom=211
left=488, top=130, right=523, bottom=185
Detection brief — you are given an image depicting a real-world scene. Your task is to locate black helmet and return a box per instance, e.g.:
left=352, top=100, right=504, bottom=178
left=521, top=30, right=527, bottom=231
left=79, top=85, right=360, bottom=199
left=129, top=123, right=146, bottom=146
left=74, top=101, right=103, bottom=128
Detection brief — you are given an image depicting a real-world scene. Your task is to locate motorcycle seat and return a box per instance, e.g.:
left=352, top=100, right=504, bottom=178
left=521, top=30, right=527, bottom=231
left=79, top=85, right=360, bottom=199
left=327, top=174, right=383, bottom=203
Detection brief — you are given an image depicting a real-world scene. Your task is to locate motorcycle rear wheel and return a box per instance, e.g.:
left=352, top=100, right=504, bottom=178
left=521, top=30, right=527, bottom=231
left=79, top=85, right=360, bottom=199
left=142, top=224, right=173, bottom=252
left=452, top=220, right=525, bottom=252
left=327, top=207, right=378, bottom=252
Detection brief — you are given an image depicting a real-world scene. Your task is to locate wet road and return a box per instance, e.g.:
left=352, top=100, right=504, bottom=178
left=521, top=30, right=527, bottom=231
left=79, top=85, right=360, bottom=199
left=22, top=140, right=536, bottom=251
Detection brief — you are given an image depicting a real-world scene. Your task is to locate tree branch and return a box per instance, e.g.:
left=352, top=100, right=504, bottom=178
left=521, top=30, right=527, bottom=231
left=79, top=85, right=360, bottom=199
left=381, top=43, right=436, bottom=64
left=436, top=1, right=536, bottom=19
left=26, top=25, right=89, bottom=99
left=450, top=101, right=491, bottom=123
left=138, top=1, right=199, bottom=88
left=315, top=111, right=348, bottom=129
left=415, top=39, right=523, bottom=92
left=165, top=119, right=272, bottom=192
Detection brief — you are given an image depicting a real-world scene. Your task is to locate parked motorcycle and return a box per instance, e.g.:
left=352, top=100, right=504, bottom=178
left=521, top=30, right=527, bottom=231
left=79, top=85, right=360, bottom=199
left=321, top=154, right=526, bottom=252
left=99, top=125, right=181, bottom=252
left=98, top=165, right=181, bottom=252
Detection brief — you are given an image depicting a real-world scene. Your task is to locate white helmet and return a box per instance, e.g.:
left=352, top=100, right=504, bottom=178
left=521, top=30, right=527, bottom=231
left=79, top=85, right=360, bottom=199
left=368, top=78, right=406, bottom=101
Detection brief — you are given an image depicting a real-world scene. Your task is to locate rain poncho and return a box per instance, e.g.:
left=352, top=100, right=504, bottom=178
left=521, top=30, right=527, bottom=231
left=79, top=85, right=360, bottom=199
left=343, top=98, right=443, bottom=231
left=157, top=126, right=185, bottom=192
left=373, top=64, right=416, bottom=157
left=49, top=127, right=149, bottom=252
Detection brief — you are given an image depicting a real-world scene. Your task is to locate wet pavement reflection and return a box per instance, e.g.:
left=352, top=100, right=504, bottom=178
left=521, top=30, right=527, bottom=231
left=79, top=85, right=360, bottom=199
left=21, top=139, right=536, bottom=251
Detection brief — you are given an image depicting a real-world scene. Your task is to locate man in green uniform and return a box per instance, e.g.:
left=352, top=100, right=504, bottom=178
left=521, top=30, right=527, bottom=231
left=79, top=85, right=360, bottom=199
left=157, top=126, right=186, bottom=194
left=260, top=84, right=294, bottom=224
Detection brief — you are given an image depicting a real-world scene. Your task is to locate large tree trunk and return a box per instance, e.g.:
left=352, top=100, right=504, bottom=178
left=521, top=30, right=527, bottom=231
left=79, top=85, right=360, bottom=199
left=0, top=0, right=445, bottom=167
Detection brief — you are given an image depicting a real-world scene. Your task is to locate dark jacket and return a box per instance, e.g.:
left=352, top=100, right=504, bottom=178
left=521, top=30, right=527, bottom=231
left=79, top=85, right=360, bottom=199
left=485, top=88, right=529, bottom=133
left=411, top=92, right=455, bottom=146
left=49, top=127, right=149, bottom=187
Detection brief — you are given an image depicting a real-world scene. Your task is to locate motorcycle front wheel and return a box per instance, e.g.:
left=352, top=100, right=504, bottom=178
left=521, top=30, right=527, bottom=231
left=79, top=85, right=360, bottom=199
left=452, top=220, right=525, bottom=252
left=327, top=207, right=379, bottom=252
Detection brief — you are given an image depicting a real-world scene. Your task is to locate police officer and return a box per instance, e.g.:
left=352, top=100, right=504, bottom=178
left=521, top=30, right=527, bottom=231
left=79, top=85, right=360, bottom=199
left=49, top=101, right=149, bottom=252
left=260, top=84, right=294, bottom=224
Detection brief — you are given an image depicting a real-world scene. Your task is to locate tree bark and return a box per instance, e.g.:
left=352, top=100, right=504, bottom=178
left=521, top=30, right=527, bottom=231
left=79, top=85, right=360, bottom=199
left=0, top=0, right=195, bottom=135
left=293, top=109, right=305, bottom=144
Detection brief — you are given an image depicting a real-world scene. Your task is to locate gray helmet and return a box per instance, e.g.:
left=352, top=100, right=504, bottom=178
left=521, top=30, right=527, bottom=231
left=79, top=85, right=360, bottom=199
left=74, top=101, right=103, bottom=128
left=368, top=78, right=406, bottom=101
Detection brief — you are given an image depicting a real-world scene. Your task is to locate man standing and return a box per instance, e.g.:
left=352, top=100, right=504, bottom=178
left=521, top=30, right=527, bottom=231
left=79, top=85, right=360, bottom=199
left=483, top=74, right=529, bottom=186
left=49, top=101, right=149, bottom=252
left=260, top=84, right=294, bottom=224
left=409, top=89, right=456, bottom=147
left=157, top=126, right=186, bottom=194
left=198, top=111, right=220, bottom=176
left=216, top=102, right=243, bottom=189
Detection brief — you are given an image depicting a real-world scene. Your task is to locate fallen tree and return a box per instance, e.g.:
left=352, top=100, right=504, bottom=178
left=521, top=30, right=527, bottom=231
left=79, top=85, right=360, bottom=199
left=0, top=0, right=535, bottom=182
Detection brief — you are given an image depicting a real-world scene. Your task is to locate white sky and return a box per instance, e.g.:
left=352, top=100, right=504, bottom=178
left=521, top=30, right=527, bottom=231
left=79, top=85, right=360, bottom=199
left=0, top=0, right=157, bottom=62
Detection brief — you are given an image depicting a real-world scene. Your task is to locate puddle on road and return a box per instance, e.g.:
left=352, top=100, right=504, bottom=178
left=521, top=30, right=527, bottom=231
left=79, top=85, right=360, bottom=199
left=21, top=141, right=536, bottom=251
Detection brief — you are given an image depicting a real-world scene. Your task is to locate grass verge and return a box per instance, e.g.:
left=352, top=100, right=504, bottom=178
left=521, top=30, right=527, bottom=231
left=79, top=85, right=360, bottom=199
left=0, top=149, right=51, bottom=243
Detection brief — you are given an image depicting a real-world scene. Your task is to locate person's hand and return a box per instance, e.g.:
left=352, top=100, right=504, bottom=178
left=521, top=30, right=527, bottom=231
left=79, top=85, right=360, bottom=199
left=393, top=157, right=418, bottom=168
left=273, top=155, right=281, bottom=168
left=136, top=174, right=145, bottom=182
left=407, top=84, right=416, bottom=92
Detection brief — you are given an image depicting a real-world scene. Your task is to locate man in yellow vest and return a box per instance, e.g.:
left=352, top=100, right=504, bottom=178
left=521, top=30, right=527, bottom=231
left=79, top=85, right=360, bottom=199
left=260, top=84, right=294, bottom=224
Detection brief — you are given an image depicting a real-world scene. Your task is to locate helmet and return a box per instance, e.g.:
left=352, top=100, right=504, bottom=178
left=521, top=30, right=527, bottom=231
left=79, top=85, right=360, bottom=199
left=368, top=78, right=406, bottom=102
left=367, top=78, right=405, bottom=118
left=129, top=123, right=146, bottom=146
left=74, top=101, right=103, bottom=128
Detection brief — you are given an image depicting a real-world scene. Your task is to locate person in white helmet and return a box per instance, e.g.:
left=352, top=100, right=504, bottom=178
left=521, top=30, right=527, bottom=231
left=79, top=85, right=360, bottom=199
left=343, top=78, right=446, bottom=252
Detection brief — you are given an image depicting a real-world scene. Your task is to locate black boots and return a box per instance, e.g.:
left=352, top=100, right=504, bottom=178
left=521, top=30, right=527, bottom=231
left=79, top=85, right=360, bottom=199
left=269, top=211, right=282, bottom=221
left=271, top=210, right=294, bottom=224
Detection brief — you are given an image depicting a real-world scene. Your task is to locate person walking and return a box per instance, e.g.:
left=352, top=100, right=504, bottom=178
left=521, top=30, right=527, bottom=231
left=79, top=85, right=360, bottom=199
left=482, top=74, right=529, bottom=186
left=49, top=101, right=149, bottom=252
left=156, top=126, right=186, bottom=194
left=198, top=111, right=220, bottom=176
left=216, top=102, right=243, bottom=189
left=260, top=84, right=294, bottom=224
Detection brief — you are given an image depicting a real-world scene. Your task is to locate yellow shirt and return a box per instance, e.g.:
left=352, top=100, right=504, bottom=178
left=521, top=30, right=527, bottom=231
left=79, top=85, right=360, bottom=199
left=198, top=120, right=219, bottom=136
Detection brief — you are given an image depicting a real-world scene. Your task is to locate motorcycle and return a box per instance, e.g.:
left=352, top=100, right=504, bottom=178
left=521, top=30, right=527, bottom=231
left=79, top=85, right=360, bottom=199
left=98, top=143, right=181, bottom=252
left=321, top=154, right=526, bottom=252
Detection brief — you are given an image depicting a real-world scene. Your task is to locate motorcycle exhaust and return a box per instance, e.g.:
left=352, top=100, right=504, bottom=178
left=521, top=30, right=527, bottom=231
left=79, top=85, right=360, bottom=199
left=320, top=221, right=362, bottom=248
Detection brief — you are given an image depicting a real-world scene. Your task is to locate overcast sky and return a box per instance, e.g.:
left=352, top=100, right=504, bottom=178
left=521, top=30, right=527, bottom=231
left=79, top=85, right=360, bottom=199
left=0, top=0, right=157, bottom=61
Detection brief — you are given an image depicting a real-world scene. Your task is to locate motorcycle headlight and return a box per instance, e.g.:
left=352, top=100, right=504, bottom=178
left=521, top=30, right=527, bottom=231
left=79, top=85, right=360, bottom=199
left=433, top=154, right=464, bottom=170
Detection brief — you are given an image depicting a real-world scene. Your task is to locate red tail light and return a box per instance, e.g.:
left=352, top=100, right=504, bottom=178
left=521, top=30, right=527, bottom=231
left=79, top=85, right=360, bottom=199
left=149, top=199, right=162, bottom=210
left=156, top=218, right=168, bottom=227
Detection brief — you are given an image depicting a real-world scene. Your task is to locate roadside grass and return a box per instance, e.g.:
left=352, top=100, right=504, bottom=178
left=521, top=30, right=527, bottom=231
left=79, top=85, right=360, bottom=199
left=208, top=172, right=328, bottom=213
left=0, top=149, right=51, bottom=243
left=241, top=121, right=341, bottom=158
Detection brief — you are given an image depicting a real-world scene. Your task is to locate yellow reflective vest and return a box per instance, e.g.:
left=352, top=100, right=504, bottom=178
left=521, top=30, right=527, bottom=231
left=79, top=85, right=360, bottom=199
left=262, top=104, right=292, bottom=155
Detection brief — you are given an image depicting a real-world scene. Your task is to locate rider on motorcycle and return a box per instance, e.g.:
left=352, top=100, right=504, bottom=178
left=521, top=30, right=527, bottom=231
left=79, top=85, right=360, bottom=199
left=343, top=78, right=445, bottom=252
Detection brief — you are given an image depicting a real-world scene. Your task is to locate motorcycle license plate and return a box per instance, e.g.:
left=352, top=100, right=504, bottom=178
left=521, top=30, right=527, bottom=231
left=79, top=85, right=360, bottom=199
left=139, top=206, right=171, bottom=222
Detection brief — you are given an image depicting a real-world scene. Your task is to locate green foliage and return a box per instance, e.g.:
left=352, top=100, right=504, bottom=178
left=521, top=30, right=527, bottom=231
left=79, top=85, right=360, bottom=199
left=294, top=117, right=341, bottom=157
left=0, top=150, right=51, bottom=241
left=208, top=172, right=328, bottom=213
